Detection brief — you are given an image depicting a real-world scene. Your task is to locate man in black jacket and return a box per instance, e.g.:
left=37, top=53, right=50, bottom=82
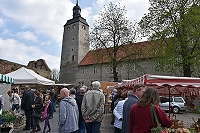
left=121, top=83, right=146, bottom=133
left=75, top=87, right=86, bottom=133
left=21, top=86, right=34, bottom=130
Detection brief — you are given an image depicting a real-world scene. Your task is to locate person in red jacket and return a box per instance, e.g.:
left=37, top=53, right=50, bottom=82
left=128, top=88, right=172, bottom=133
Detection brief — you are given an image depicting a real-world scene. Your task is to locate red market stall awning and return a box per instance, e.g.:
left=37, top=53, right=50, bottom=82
left=116, top=74, right=200, bottom=88
left=113, top=74, right=200, bottom=117
left=143, top=74, right=200, bottom=87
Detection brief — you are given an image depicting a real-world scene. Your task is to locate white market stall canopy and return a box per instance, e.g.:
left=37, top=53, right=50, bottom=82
left=6, top=67, right=55, bottom=85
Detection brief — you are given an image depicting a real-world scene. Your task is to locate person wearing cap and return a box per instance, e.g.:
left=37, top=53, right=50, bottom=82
left=81, top=81, right=105, bottom=133
left=75, top=87, right=86, bottom=133
left=21, top=86, right=34, bottom=130
left=121, top=83, right=146, bottom=133
left=58, top=88, right=79, bottom=133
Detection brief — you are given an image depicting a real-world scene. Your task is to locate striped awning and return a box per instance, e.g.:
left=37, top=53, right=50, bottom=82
left=0, top=74, right=14, bottom=84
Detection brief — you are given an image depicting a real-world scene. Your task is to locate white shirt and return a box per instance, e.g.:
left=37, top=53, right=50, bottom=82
left=113, top=99, right=126, bottom=129
left=9, top=93, right=21, bottom=105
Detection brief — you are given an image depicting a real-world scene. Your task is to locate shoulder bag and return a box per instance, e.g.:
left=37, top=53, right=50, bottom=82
left=150, top=105, right=168, bottom=133
left=32, top=109, right=41, bottom=118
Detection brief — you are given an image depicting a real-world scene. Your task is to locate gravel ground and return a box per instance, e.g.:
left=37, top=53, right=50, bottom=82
left=172, top=112, right=200, bottom=128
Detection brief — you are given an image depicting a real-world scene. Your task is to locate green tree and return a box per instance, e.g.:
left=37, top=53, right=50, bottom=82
left=90, top=2, right=140, bottom=82
left=139, top=0, right=200, bottom=77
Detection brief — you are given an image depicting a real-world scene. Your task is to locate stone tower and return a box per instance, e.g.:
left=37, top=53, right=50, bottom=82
left=59, top=1, right=89, bottom=84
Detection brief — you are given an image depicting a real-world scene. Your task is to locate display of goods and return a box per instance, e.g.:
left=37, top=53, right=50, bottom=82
left=0, top=111, right=16, bottom=122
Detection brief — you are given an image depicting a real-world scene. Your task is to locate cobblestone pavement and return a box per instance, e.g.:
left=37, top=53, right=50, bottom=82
left=14, top=108, right=115, bottom=133
left=14, top=110, right=199, bottom=133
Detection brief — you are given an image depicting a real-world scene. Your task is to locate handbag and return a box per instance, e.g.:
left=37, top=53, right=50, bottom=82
left=150, top=105, right=168, bottom=133
left=32, top=109, right=41, bottom=118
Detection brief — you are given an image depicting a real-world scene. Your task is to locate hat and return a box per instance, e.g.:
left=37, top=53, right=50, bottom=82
left=80, top=87, right=86, bottom=93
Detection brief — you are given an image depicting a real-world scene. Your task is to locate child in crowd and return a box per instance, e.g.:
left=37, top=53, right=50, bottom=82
left=42, top=94, right=53, bottom=133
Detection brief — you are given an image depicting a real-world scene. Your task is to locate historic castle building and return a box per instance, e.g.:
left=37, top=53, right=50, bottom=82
left=59, top=2, right=172, bottom=86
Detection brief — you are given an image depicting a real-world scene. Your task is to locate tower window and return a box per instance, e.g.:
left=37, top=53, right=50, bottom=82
left=72, top=49, right=73, bottom=51
left=67, top=27, right=70, bottom=30
left=82, top=25, right=86, bottom=30
left=73, top=38, right=74, bottom=40
left=73, top=25, right=75, bottom=29
left=72, top=55, right=75, bottom=61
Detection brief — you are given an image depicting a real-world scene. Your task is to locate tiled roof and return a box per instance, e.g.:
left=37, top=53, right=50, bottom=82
left=78, top=40, right=156, bottom=66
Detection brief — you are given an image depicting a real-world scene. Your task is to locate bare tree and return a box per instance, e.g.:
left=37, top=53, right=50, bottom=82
left=90, top=2, right=140, bottom=82
left=51, top=68, right=59, bottom=83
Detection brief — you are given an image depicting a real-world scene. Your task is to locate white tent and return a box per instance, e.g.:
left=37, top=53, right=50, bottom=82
left=0, top=84, right=11, bottom=111
left=6, top=67, right=55, bottom=85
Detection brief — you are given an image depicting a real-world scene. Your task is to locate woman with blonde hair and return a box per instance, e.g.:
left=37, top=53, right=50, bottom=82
left=128, top=88, right=172, bottom=133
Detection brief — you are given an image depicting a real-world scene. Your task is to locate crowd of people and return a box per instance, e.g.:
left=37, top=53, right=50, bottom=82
left=57, top=81, right=172, bottom=133
left=110, top=83, right=172, bottom=133
left=7, top=86, right=55, bottom=133
left=4, top=81, right=173, bottom=133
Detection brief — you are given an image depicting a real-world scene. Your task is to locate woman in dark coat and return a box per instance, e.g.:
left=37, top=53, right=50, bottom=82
left=31, top=90, right=43, bottom=133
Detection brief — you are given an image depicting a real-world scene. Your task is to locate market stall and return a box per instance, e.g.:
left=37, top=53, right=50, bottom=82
left=4, top=67, right=55, bottom=132
left=5, top=67, right=55, bottom=85
left=0, top=74, right=15, bottom=132
left=109, top=74, right=200, bottom=132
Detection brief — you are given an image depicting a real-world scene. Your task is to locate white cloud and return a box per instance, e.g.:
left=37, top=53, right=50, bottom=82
left=82, top=7, right=92, bottom=23
left=0, top=18, right=4, bottom=27
left=0, top=37, right=60, bottom=70
left=16, top=31, right=37, bottom=41
left=120, top=0, right=149, bottom=22
left=0, top=0, right=75, bottom=45
left=1, top=29, right=10, bottom=35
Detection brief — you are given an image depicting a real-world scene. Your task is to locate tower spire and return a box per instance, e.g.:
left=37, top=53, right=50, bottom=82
left=73, top=0, right=81, bottom=18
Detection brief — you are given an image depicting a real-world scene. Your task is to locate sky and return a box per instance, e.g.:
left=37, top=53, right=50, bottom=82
left=0, top=0, right=149, bottom=71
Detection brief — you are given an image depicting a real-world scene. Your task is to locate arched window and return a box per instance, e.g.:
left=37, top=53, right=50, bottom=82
left=82, top=25, right=86, bottom=30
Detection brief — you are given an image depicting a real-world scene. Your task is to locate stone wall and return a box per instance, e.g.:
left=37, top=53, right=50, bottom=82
left=76, top=58, right=176, bottom=87
left=0, top=59, right=24, bottom=74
